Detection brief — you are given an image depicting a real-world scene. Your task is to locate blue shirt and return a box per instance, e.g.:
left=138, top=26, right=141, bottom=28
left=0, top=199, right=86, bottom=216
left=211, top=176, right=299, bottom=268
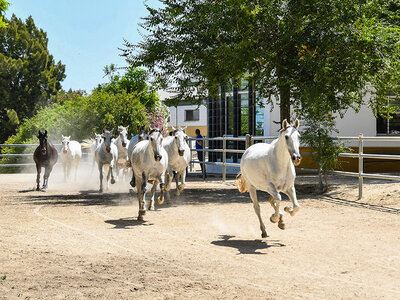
left=196, top=134, right=203, bottom=149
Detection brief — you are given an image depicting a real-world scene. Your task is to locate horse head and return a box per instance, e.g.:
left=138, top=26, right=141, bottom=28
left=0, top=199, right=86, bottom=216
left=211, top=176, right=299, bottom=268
left=102, top=130, right=113, bottom=153
left=173, top=127, right=188, bottom=156
left=61, top=135, right=71, bottom=154
left=138, top=126, right=149, bottom=142
left=281, top=119, right=301, bottom=166
left=117, top=125, right=129, bottom=148
left=37, top=130, right=48, bottom=155
left=149, top=128, right=163, bottom=161
left=94, top=133, right=102, bottom=146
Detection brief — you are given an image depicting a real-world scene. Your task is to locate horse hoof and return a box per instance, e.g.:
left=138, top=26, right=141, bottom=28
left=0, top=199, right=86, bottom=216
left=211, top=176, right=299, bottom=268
left=111, top=178, right=115, bottom=184
left=137, top=215, right=143, bottom=221
left=36, top=187, right=40, bottom=191
left=261, top=232, right=269, bottom=238
left=270, top=215, right=279, bottom=223
left=284, top=206, right=291, bottom=214
left=278, top=221, right=285, bottom=230
left=157, top=196, right=164, bottom=205
left=178, top=184, right=185, bottom=191
left=99, top=189, right=103, bottom=193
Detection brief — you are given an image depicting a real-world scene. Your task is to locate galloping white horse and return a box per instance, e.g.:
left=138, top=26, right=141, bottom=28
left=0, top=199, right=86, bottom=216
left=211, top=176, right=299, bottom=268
left=113, top=125, right=130, bottom=179
left=130, top=128, right=168, bottom=220
left=60, top=135, right=82, bottom=181
left=236, top=119, right=302, bottom=238
left=163, top=127, right=190, bottom=196
left=95, top=130, right=118, bottom=193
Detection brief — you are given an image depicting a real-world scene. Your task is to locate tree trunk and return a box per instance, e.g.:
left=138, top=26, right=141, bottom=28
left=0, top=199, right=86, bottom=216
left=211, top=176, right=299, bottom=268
left=279, top=85, right=291, bottom=124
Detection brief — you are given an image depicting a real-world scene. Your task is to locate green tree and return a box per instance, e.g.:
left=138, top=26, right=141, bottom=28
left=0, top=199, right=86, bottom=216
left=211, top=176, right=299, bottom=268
left=0, top=0, right=9, bottom=28
left=0, top=14, right=66, bottom=142
left=122, top=0, right=400, bottom=124
left=94, top=65, right=158, bottom=108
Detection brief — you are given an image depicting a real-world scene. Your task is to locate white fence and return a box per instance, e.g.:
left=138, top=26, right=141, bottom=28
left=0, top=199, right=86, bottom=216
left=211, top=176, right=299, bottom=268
left=187, top=134, right=400, bottom=200
left=2, top=135, right=400, bottom=199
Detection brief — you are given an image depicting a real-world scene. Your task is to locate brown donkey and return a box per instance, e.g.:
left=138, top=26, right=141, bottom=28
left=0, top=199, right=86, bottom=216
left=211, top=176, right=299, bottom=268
left=33, top=130, right=58, bottom=191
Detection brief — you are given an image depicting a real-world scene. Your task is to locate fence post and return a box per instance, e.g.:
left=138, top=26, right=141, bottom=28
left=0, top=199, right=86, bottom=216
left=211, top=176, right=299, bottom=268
left=189, top=139, right=193, bottom=172
left=222, top=135, right=226, bottom=182
left=358, top=133, right=363, bottom=200
left=245, top=134, right=252, bottom=149
left=202, top=136, right=206, bottom=181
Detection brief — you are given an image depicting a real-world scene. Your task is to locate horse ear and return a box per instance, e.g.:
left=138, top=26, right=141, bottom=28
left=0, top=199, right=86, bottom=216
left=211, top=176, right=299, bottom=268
left=44, top=130, right=48, bottom=137
left=118, top=126, right=122, bottom=131
left=68, top=136, right=71, bottom=139
left=282, top=119, right=288, bottom=130
left=126, top=125, right=129, bottom=130
left=171, top=126, right=176, bottom=131
left=294, top=119, right=300, bottom=129
left=62, top=134, right=64, bottom=139
left=36, top=131, right=41, bottom=137
left=182, top=126, right=187, bottom=132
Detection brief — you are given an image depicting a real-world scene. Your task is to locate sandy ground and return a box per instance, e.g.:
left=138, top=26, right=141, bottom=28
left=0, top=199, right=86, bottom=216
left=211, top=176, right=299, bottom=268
left=0, top=166, right=400, bottom=299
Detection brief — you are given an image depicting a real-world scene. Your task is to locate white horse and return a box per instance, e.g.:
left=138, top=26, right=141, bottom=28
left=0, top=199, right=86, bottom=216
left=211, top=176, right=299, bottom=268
left=163, top=127, right=190, bottom=196
left=113, top=125, right=130, bottom=179
left=60, top=135, right=82, bottom=182
left=130, top=128, right=168, bottom=220
left=95, top=130, right=118, bottom=193
left=236, top=119, right=302, bottom=238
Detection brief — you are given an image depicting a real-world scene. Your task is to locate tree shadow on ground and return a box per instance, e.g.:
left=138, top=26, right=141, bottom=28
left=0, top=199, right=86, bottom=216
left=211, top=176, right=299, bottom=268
left=211, top=235, right=285, bottom=255
left=104, top=217, right=153, bottom=229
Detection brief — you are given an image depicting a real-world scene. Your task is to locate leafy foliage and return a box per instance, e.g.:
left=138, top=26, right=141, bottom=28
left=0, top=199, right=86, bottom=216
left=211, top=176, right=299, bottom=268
left=301, top=117, right=351, bottom=192
left=0, top=0, right=9, bottom=28
left=0, top=14, right=66, bottom=142
left=122, top=0, right=400, bottom=124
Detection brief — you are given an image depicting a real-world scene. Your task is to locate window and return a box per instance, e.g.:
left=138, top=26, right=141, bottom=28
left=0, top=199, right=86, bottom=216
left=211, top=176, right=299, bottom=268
left=377, top=95, right=400, bottom=135
left=185, top=109, right=199, bottom=121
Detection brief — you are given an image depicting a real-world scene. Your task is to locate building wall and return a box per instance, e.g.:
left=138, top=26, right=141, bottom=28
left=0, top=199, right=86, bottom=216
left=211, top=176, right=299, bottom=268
left=167, top=105, right=208, bottom=138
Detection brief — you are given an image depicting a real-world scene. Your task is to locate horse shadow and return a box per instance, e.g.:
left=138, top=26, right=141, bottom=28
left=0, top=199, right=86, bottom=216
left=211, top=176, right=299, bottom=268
left=104, top=217, right=153, bottom=229
left=211, top=235, right=285, bottom=255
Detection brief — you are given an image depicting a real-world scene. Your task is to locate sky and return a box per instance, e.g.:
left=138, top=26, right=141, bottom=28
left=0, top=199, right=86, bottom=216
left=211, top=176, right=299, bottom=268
left=5, top=0, right=161, bottom=92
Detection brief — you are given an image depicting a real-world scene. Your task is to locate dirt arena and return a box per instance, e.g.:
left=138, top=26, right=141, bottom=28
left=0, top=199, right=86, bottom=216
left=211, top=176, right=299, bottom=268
left=0, top=169, right=399, bottom=299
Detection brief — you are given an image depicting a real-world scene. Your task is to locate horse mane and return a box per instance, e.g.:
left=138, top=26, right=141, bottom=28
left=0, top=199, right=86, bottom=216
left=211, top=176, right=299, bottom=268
left=149, top=128, right=161, bottom=134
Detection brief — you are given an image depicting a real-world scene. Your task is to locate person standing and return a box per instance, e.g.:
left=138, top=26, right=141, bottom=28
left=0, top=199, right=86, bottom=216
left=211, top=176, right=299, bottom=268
left=195, top=128, right=205, bottom=175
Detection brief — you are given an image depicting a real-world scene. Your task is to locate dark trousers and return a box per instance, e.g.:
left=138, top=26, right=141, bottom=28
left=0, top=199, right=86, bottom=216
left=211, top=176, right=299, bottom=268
left=197, top=150, right=205, bottom=175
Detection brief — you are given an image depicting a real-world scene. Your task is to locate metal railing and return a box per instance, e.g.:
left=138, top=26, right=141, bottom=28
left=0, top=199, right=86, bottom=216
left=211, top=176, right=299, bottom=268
left=0, top=144, right=90, bottom=168
left=188, top=134, right=400, bottom=199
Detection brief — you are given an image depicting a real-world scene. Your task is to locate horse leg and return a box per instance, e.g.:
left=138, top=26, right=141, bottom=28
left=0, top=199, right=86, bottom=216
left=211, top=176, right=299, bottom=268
left=178, top=169, right=186, bottom=191
left=268, top=196, right=285, bottom=230
left=63, top=162, right=67, bottom=182
left=249, top=185, right=268, bottom=238
left=138, top=172, right=147, bottom=220
left=174, top=171, right=180, bottom=196
left=36, top=164, right=41, bottom=191
left=164, top=168, right=172, bottom=192
left=136, top=175, right=144, bottom=221
left=130, top=169, right=136, bottom=188
left=42, top=165, right=54, bottom=191
left=157, top=172, right=165, bottom=205
left=98, top=164, right=103, bottom=193
left=284, top=186, right=300, bottom=216
left=148, top=180, right=158, bottom=211
left=110, top=161, right=116, bottom=184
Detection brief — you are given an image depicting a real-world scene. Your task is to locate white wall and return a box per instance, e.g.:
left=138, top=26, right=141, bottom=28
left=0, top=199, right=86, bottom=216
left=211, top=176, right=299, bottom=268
left=263, top=95, right=397, bottom=147
left=168, top=104, right=207, bottom=127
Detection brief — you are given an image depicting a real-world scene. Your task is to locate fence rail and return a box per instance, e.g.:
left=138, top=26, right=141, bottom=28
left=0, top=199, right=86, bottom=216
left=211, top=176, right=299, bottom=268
left=0, top=143, right=90, bottom=168
left=187, top=134, right=400, bottom=199
left=2, top=135, right=400, bottom=199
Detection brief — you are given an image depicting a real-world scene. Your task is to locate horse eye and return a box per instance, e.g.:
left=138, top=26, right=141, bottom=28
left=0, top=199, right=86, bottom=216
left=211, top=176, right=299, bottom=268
left=175, top=136, right=178, bottom=139
left=285, top=136, right=289, bottom=140
left=151, top=137, right=154, bottom=141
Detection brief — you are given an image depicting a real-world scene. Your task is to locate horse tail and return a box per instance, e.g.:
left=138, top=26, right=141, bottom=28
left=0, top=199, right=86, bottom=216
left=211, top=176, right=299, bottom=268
left=235, top=172, right=248, bottom=193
